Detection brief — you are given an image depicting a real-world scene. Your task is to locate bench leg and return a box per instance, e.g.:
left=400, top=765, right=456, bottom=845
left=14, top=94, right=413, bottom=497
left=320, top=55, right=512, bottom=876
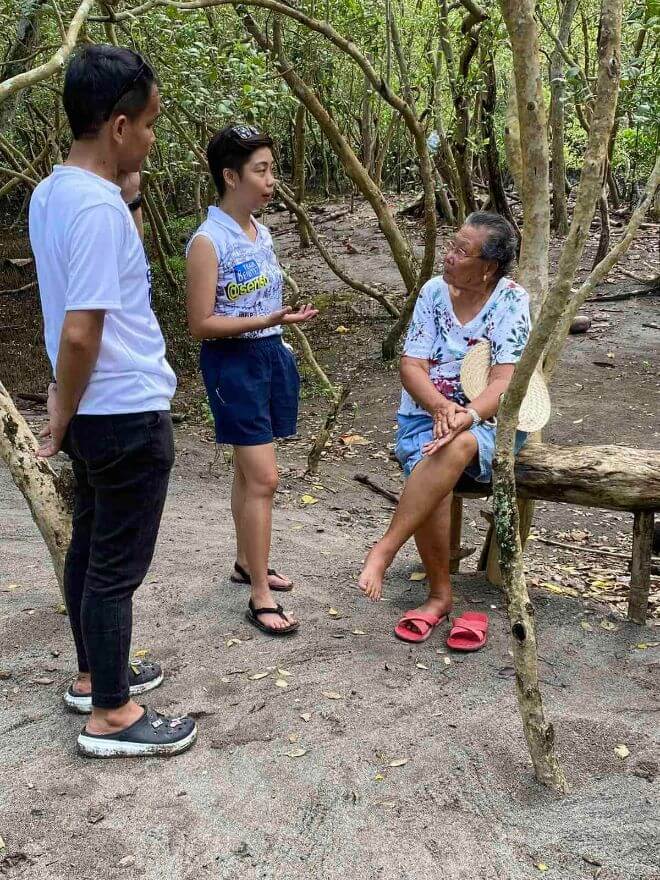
left=485, top=498, right=536, bottom=587
left=628, top=510, right=654, bottom=625
left=449, top=495, right=463, bottom=574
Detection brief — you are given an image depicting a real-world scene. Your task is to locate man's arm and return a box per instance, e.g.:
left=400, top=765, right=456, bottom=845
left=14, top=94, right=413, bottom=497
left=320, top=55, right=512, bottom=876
left=118, top=171, right=143, bottom=240
left=38, top=310, right=104, bottom=457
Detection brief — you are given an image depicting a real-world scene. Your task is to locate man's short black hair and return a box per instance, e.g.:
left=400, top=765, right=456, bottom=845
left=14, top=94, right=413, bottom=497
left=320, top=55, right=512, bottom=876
left=207, top=125, right=274, bottom=196
left=63, top=44, right=156, bottom=140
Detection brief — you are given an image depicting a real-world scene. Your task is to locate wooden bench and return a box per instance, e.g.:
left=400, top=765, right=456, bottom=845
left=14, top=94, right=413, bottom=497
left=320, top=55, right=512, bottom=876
left=449, top=443, right=660, bottom=624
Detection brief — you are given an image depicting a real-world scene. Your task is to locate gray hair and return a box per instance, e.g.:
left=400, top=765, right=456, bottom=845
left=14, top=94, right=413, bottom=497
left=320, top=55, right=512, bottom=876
left=465, top=211, right=517, bottom=278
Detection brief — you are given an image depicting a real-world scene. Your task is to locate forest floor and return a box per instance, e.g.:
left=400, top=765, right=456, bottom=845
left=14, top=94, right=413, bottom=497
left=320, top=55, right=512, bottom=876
left=0, top=196, right=659, bottom=879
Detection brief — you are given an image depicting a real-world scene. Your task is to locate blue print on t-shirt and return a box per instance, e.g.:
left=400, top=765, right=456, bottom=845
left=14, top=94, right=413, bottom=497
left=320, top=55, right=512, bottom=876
left=234, top=260, right=260, bottom=283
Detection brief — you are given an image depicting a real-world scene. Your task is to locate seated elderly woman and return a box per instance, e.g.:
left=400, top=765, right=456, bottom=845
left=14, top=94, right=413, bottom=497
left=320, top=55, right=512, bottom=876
left=359, top=212, right=530, bottom=644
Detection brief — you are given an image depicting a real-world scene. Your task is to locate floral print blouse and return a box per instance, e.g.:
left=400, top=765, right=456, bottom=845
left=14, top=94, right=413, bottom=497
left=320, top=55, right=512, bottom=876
left=399, top=275, right=531, bottom=417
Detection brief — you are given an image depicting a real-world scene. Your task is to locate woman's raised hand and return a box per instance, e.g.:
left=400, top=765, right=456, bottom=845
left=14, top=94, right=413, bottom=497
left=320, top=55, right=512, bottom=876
left=266, top=304, right=319, bottom=327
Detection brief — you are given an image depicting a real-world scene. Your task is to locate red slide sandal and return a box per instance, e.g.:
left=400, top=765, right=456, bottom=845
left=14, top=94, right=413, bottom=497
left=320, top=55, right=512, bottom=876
left=394, top=610, right=446, bottom=644
left=446, top=612, right=489, bottom=652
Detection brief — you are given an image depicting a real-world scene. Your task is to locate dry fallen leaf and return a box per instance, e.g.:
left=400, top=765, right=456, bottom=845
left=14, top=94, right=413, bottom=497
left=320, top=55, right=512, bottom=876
left=443, top=657, right=451, bottom=666
left=409, top=571, right=426, bottom=581
left=133, top=649, right=150, bottom=658
left=248, top=671, right=270, bottom=681
left=334, top=325, right=351, bottom=334
left=0, top=834, right=5, bottom=853
left=580, top=621, right=593, bottom=631
left=226, top=638, right=241, bottom=648
left=614, top=744, right=630, bottom=759
left=328, top=607, right=340, bottom=617
left=288, top=733, right=299, bottom=743
left=374, top=773, right=385, bottom=781
left=339, top=433, right=369, bottom=446
left=322, top=691, right=342, bottom=700
left=275, top=679, right=288, bottom=688
left=285, top=748, right=308, bottom=758
left=300, top=712, right=312, bottom=722
left=32, top=677, right=55, bottom=685
left=389, top=758, right=408, bottom=768
left=600, top=620, right=618, bottom=632
left=352, top=629, right=366, bottom=635
left=415, top=662, right=428, bottom=670
left=535, top=864, right=549, bottom=873
left=542, top=583, right=580, bottom=597
left=277, top=668, right=292, bottom=677
left=300, top=494, right=319, bottom=505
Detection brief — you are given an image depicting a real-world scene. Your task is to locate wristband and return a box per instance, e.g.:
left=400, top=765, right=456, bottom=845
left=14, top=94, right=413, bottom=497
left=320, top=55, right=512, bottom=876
left=127, top=192, right=143, bottom=212
left=466, top=407, right=482, bottom=427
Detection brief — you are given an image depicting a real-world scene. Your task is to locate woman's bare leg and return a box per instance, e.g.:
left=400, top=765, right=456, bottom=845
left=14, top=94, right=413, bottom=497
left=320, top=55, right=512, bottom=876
left=410, top=492, right=453, bottom=618
left=232, top=452, right=293, bottom=590
left=359, top=431, right=478, bottom=600
left=233, top=444, right=297, bottom=630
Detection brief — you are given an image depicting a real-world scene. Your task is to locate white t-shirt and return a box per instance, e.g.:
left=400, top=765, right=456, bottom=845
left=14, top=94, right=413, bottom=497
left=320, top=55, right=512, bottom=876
left=28, top=165, right=176, bottom=415
left=186, top=205, right=283, bottom=339
left=399, top=275, right=531, bottom=416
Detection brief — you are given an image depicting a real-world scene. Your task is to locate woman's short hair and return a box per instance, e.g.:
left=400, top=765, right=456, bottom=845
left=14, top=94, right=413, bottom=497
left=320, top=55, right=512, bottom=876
left=465, top=211, right=517, bottom=278
left=207, top=125, right=274, bottom=196
left=63, top=45, right=156, bottom=140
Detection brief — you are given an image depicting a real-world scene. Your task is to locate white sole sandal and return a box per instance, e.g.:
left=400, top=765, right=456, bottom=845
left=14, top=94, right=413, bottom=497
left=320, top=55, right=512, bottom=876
left=77, top=707, right=197, bottom=758
left=64, top=660, right=164, bottom=714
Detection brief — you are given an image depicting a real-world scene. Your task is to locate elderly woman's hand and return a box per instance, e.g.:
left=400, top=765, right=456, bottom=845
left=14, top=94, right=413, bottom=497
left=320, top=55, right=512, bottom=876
left=424, top=410, right=473, bottom=456
left=432, top=400, right=467, bottom=439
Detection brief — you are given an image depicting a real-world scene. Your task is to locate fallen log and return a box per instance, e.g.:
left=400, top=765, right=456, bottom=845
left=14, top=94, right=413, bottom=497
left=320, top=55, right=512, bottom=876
left=0, top=380, right=71, bottom=597
left=513, top=443, right=660, bottom=512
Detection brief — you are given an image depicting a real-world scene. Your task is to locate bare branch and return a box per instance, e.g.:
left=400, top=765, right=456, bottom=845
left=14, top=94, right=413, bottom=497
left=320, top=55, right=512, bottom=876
left=0, top=0, right=95, bottom=107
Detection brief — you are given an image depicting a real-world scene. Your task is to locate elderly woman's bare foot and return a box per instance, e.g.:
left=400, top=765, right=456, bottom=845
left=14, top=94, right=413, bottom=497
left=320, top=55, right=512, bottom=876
left=359, top=545, right=390, bottom=601
left=410, top=596, right=452, bottom=620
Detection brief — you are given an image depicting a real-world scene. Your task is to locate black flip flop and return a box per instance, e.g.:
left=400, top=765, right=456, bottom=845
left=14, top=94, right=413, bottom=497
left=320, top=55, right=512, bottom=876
left=245, top=598, right=299, bottom=636
left=231, top=562, right=294, bottom=592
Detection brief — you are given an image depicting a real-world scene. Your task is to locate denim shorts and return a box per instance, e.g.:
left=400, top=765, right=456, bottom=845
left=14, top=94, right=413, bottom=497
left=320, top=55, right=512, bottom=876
left=395, top=412, right=527, bottom=480
left=200, top=336, right=300, bottom=446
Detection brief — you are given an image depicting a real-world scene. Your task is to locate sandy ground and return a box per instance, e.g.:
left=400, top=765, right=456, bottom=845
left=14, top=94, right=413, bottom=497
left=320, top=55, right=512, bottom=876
left=1, top=409, right=659, bottom=878
left=1, top=199, right=659, bottom=878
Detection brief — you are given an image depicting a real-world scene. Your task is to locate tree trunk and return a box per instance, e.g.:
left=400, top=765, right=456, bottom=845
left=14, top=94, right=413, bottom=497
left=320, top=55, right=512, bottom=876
left=0, top=382, right=71, bottom=596
left=550, top=0, right=579, bottom=235
left=503, top=72, right=524, bottom=203
left=500, top=0, right=551, bottom=318
left=482, top=55, right=519, bottom=237
left=493, top=0, right=624, bottom=793
left=360, top=74, right=374, bottom=178
left=292, top=103, right=311, bottom=248
left=591, top=188, right=610, bottom=268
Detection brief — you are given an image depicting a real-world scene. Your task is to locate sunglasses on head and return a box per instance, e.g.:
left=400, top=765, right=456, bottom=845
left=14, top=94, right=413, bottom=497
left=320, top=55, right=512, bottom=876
left=105, top=57, right=149, bottom=119
left=229, top=124, right=261, bottom=140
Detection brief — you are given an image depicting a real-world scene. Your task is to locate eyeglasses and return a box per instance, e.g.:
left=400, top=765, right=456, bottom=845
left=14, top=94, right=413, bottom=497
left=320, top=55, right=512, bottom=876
left=229, top=124, right=260, bottom=140
left=105, top=57, right=149, bottom=119
left=446, top=240, right=482, bottom=259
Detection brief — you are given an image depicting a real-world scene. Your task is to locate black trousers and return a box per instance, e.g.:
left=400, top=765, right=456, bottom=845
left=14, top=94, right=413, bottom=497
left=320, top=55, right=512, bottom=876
left=62, top=411, right=174, bottom=709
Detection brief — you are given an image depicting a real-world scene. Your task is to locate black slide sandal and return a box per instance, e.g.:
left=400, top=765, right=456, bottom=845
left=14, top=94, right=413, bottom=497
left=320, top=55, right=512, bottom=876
left=231, top=562, right=294, bottom=592
left=245, top=598, right=299, bottom=636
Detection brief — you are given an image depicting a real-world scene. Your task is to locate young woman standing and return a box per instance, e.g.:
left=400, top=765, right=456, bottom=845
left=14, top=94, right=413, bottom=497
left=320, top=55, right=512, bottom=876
left=186, top=125, right=317, bottom=636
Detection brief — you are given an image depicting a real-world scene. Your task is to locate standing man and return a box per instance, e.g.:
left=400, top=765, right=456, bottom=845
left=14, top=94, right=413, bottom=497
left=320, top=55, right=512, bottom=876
left=29, top=45, right=197, bottom=757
